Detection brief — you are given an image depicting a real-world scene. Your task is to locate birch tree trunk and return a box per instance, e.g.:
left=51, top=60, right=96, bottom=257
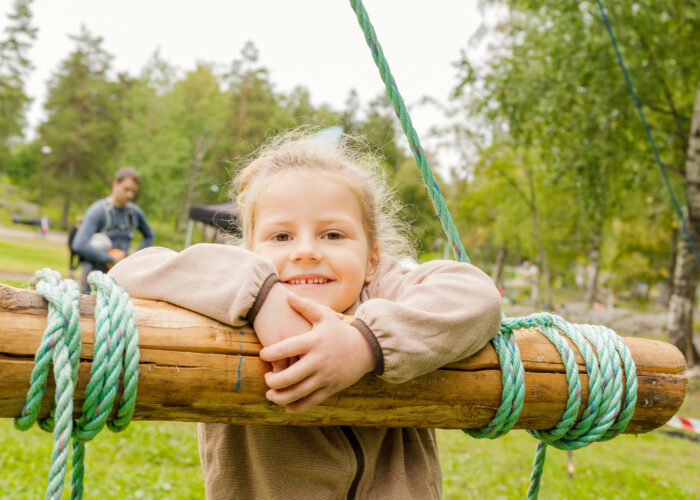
left=660, top=228, right=679, bottom=307
left=585, top=230, right=602, bottom=307
left=177, top=135, right=209, bottom=230
left=667, top=81, right=700, bottom=368
left=527, top=166, right=552, bottom=309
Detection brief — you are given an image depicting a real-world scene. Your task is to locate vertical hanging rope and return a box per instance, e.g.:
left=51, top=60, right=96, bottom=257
left=349, top=0, right=469, bottom=263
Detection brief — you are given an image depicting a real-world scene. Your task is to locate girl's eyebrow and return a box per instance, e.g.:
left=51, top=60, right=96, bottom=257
left=259, top=214, right=358, bottom=226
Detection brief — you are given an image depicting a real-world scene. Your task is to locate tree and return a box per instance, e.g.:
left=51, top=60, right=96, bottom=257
left=0, top=0, right=36, bottom=166
left=450, top=0, right=698, bottom=316
left=38, top=25, right=122, bottom=228
left=164, top=64, right=227, bottom=229
left=667, top=82, right=700, bottom=366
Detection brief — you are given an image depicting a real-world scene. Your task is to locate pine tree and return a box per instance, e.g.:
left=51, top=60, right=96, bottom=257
left=38, top=25, right=123, bottom=228
left=0, top=0, right=37, bottom=167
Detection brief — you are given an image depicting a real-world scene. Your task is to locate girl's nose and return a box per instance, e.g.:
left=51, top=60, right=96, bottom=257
left=290, top=236, right=322, bottom=261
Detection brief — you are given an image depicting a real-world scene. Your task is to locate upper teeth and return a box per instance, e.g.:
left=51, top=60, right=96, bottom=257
left=288, top=278, right=328, bottom=284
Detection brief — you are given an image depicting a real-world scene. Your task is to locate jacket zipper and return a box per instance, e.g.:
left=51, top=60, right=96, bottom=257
left=341, top=426, right=364, bottom=500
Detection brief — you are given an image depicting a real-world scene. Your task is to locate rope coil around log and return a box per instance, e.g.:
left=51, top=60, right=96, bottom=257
left=347, top=1, right=638, bottom=496
left=14, top=269, right=139, bottom=500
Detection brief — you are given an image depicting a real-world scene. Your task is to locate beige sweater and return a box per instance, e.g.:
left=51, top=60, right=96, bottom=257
left=110, top=243, right=501, bottom=500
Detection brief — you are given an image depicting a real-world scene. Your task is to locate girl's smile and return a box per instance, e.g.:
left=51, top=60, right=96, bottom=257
left=250, top=170, right=379, bottom=313
left=284, top=274, right=334, bottom=286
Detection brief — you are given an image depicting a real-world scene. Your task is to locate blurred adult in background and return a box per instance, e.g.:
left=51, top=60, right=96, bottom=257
left=68, top=215, right=83, bottom=279
left=71, top=167, right=155, bottom=293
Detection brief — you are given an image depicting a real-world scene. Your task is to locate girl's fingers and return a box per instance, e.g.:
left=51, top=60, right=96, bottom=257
left=286, top=293, right=325, bottom=323
left=270, top=359, right=288, bottom=372
left=265, top=356, right=315, bottom=390
left=266, top=375, right=323, bottom=406
left=284, top=388, right=330, bottom=413
left=260, top=332, right=314, bottom=362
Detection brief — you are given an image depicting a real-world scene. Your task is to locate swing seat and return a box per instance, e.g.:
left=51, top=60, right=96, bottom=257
left=0, top=283, right=687, bottom=432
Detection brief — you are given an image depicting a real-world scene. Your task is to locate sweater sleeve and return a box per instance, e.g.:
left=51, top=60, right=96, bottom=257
left=354, top=258, right=502, bottom=384
left=71, top=201, right=112, bottom=265
left=108, top=243, right=278, bottom=326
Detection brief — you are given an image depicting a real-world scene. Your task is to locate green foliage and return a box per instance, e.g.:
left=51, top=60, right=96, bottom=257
left=449, top=0, right=700, bottom=295
left=394, top=157, right=444, bottom=253
left=38, top=25, right=123, bottom=228
left=3, top=140, right=40, bottom=182
left=0, top=0, right=36, bottom=165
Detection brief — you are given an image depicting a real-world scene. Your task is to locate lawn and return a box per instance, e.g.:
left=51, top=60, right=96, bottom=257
left=0, top=238, right=69, bottom=277
left=1, top=418, right=698, bottom=499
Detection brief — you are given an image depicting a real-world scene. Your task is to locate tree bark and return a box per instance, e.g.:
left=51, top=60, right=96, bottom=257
left=527, top=165, right=552, bottom=309
left=660, top=227, right=679, bottom=307
left=60, top=156, right=76, bottom=230
left=491, top=244, right=507, bottom=288
left=667, top=81, right=700, bottom=367
left=177, top=135, right=209, bottom=230
left=0, top=283, right=688, bottom=432
left=585, top=229, right=602, bottom=307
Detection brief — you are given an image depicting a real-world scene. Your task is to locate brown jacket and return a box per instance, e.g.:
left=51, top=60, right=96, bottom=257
left=109, top=244, right=501, bottom=500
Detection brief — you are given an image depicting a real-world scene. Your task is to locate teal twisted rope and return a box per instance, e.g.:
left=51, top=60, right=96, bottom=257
left=347, top=2, right=638, bottom=498
left=14, top=269, right=140, bottom=500
left=349, top=0, right=469, bottom=264
left=471, top=313, right=637, bottom=499
left=14, top=269, right=81, bottom=500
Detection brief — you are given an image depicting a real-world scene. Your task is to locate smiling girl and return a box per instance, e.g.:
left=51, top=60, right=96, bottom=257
left=109, top=130, right=501, bottom=500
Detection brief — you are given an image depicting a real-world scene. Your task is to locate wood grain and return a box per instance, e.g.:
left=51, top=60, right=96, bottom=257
left=0, top=283, right=688, bottom=432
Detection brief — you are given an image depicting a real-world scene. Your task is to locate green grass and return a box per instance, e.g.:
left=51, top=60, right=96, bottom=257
left=438, top=429, right=699, bottom=500
left=0, top=421, right=204, bottom=499
left=1, top=419, right=697, bottom=499
left=0, top=238, right=69, bottom=277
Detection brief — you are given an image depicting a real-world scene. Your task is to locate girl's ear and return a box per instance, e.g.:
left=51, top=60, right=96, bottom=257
left=365, top=245, right=381, bottom=283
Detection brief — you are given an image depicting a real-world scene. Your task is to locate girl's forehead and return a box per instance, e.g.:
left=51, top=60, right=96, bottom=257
left=254, top=170, right=365, bottom=222
left=261, top=169, right=357, bottom=199
left=266, top=168, right=342, bottom=185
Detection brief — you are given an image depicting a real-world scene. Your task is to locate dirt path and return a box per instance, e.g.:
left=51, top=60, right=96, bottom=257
left=0, top=225, right=67, bottom=244
left=503, top=301, right=670, bottom=339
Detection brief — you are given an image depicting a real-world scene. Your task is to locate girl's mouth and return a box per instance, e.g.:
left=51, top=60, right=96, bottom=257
left=284, top=276, right=333, bottom=286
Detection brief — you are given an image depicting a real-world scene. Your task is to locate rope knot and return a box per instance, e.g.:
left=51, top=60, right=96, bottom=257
left=16, top=269, right=140, bottom=500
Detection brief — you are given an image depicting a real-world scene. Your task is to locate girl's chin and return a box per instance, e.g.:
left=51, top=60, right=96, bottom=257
left=286, top=288, right=345, bottom=312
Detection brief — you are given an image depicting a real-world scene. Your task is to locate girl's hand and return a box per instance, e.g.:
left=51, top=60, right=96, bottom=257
left=259, top=294, right=375, bottom=413
left=253, top=283, right=312, bottom=372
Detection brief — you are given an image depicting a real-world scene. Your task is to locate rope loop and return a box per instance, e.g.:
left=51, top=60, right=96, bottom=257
left=15, top=269, right=139, bottom=500
left=468, top=312, right=638, bottom=500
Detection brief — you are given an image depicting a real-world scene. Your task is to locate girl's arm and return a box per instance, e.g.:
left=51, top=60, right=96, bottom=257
left=354, top=258, right=502, bottom=384
left=108, top=243, right=289, bottom=328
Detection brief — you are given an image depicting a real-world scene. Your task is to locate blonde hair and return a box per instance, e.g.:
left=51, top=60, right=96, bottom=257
left=230, top=128, right=413, bottom=258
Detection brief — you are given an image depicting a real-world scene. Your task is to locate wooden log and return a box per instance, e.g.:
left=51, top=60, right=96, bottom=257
left=0, top=283, right=687, bottom=433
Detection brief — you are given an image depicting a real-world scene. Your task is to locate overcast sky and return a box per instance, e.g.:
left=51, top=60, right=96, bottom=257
left=2, top=0, right=494, bottom=172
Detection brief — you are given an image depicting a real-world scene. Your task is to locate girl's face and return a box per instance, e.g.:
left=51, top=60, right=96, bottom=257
left=251, top=170, right=379, bottom=313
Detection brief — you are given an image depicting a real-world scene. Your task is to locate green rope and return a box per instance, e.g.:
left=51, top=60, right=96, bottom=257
left=349, top=0, right=469, bottom=264
left=348, top=1, right=638, bottom=497
left=15, top=269, right=139, bottom=500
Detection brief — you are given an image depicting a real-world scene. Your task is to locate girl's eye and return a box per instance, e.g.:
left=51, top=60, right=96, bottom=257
left=324, top=231, right=344, bottom=240
left=272, top=233, right=290, bottom=242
